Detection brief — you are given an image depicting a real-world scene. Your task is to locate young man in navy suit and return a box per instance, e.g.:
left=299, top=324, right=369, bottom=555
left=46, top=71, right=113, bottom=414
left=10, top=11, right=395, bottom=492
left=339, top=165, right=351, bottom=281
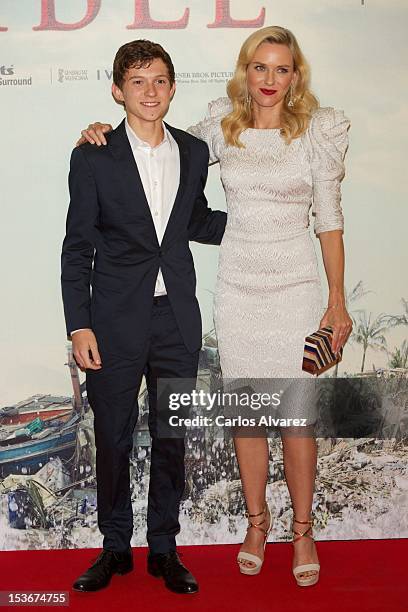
left=61, top=40, right=226, bottom=594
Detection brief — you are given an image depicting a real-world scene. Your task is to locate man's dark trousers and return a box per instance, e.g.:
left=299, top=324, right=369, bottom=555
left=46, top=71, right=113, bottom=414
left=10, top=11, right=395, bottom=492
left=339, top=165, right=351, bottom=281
left=86, top=295, right=199, bottom=554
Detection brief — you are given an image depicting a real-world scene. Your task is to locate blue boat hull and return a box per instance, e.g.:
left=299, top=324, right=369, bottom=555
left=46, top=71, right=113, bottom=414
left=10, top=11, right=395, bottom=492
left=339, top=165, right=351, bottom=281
left=0, top=426, right=77, bottom=477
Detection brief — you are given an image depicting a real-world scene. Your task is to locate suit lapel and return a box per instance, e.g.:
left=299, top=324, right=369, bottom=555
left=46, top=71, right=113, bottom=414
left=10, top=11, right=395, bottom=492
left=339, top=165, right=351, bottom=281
left=108, top=120, right=159, bottom=247
left=161, top=123, right=190, bottom=248
left=108, top=120, right=191, bottom=249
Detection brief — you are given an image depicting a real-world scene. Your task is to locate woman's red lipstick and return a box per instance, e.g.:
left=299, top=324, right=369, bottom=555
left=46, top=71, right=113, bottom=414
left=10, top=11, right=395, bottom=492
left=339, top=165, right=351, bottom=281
left=260, top=88, right=277, bottom=96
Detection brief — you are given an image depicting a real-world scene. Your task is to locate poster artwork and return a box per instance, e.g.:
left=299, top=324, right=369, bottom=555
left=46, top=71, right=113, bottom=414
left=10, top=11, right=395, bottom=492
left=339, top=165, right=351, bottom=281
left=0, top=1, right=266, bottom=31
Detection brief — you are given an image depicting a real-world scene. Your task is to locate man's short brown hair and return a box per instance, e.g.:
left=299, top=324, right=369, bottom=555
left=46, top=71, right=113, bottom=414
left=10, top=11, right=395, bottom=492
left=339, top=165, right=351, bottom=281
left=113, top=39, right=175, bottom=88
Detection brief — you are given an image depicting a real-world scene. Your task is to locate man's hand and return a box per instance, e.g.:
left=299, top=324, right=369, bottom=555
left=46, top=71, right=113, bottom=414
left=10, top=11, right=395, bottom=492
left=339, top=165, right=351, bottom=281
left=76, top=122, right=113, bottom=147
left=72, top=329, right=102, bottom=371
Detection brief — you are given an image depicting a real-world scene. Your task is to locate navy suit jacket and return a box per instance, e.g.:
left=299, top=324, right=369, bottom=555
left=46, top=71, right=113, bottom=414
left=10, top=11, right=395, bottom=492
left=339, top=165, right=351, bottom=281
left=61, top=119, right=226, bottom=358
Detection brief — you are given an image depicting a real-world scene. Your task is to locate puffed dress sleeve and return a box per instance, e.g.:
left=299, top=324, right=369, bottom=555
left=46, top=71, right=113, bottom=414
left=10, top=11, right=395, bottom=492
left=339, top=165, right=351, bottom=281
left=187, top=96, right=232, bottom=163
left=304, top=107, right=351, bottom=236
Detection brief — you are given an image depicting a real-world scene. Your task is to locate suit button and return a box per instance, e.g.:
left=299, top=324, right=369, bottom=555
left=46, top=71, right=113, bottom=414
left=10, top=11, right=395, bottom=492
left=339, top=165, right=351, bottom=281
left=158, top=249, right=162, bottom=257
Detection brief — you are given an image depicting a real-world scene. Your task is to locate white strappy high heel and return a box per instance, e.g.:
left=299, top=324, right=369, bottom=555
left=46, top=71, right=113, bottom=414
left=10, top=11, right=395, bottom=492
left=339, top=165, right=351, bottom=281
left=292, top=516, right=320, bottom=587
left=237, top=502, right=272, bottom=576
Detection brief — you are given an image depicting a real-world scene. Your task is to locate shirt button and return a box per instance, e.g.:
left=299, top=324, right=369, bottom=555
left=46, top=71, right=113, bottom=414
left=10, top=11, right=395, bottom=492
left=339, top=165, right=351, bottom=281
left=154, top=211, right=158, bottom=217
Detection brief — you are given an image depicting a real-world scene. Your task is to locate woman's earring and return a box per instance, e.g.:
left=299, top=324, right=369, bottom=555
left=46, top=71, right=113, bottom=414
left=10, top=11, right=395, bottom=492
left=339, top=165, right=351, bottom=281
left=288, top=84, right=295, bottom=107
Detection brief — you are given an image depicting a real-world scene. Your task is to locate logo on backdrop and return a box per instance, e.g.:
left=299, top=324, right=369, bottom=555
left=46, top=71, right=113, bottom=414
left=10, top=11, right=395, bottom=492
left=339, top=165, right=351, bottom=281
left=0, top=65, right=14, bottom=75
left=96, top=69, right=113, bottom=81
left=0, top=65, right=32, bottom=86
left=96, top=68, right=234, bottom=85
left=56, top=69, right=88, bottom=83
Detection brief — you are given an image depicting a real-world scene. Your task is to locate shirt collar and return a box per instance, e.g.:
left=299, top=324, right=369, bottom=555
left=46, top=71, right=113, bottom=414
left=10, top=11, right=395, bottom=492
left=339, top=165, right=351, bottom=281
left=125, top=119, right=174, bottom=152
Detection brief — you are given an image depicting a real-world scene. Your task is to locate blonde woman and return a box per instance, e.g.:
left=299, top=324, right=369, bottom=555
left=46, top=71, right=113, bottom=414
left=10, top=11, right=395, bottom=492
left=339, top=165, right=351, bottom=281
left=77, top=26, right=352, bottom=586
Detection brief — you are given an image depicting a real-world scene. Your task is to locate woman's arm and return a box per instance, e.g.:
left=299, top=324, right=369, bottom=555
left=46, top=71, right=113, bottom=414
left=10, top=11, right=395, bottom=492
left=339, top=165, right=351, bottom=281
left=317, top=229, right=352, bottom=354
left=75, top=97, right=231, bottom=149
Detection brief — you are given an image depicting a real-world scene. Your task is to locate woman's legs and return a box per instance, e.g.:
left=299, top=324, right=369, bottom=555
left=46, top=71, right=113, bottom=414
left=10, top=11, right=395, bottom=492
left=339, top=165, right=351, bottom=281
left=233, top=430, right=319, bottom=578
left=281, top=431, right=319, bottom=579
left=234, top=431, right=270, bottom=568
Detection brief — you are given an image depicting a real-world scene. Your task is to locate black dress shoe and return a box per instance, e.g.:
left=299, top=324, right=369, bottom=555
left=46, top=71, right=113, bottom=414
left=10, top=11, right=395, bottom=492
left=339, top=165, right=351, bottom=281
left=147, top=551, right=198, bottom=594
left=73, top=548, right=133, bottom=592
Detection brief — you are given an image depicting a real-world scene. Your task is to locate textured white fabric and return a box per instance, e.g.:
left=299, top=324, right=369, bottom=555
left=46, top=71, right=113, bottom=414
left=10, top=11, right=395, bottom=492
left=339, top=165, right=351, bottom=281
left=125, top=120, right=180, bottom=296
left=188, top=97, right=350, bottom=380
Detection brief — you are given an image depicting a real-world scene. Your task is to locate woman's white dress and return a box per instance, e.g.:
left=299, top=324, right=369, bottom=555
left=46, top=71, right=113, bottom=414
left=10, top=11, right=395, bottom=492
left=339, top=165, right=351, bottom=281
left=188, top=97, right=350, bottom=387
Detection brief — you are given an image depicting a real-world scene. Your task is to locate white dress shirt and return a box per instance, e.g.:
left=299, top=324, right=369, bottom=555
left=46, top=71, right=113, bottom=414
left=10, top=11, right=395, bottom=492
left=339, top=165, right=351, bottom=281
left=71, top=121, right=180, bottom=336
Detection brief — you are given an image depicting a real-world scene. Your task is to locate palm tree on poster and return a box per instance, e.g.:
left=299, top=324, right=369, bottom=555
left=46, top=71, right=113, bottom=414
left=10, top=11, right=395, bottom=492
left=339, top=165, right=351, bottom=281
left=351, top=311, right=389, bottom=373
left=332, top=281, right=371, bottom=377
left=384, top=298, right=408, bottom=328
left=388, top=340, right=408, bottom=369
left=347, top=281, right=371, bottom=307
left=382, top=298, right=408, bottom=371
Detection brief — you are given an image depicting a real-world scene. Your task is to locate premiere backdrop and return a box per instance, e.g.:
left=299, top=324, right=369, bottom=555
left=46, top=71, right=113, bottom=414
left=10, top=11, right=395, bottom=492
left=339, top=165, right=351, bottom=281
left=0, top=0, right=407, bottom=549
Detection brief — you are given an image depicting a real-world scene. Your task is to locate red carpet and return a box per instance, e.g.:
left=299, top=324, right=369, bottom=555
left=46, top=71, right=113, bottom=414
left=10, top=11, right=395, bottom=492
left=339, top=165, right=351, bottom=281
left=1, top=540, right=407, bottom=611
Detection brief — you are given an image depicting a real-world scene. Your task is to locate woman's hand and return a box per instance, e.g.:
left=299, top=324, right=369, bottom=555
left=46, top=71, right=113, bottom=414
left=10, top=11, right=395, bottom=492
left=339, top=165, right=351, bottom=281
left=76, top=122, right=113, bottom=147
left=319, top=305, right=353, bottom=355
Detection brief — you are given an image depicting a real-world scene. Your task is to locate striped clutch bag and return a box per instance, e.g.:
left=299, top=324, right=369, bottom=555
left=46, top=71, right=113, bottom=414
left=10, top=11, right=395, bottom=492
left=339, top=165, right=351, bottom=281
left=302, top=327, right=342, bottom=376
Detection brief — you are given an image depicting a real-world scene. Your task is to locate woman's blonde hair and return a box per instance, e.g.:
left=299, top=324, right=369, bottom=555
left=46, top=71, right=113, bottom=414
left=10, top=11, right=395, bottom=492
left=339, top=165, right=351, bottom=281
left=222, top=26, right=319, bottom=146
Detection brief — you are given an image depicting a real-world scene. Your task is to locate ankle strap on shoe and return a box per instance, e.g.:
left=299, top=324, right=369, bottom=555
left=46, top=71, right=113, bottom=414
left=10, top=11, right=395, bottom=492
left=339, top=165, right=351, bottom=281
left=245, top=503, right=270, bottom=537
left=244, top=503, right=267, bottom=520
left=293, top=516, right=314, bottom=525
left=292, top=516, right=314, bottom=542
